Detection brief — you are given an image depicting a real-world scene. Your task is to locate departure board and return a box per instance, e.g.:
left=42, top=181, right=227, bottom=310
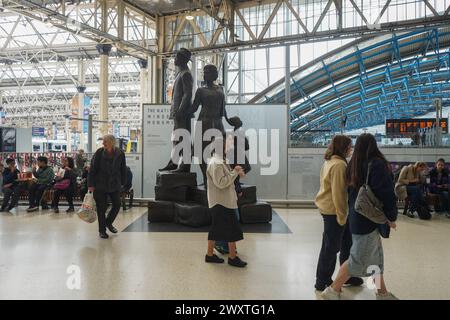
left=386, top=118, right=448, bottom=137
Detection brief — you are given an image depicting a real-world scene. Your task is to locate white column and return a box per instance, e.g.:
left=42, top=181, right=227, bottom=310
left=96, top=44, right=112, bottom=137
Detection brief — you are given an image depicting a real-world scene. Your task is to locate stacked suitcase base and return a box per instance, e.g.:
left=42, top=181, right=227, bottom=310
left=148, top=171, right=272, bottom=227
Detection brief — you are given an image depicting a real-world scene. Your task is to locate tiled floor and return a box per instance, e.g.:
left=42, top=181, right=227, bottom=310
left=0, top=206, right=449, bottom=300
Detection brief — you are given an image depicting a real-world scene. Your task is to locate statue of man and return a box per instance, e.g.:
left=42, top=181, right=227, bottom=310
left=159, top=48, right=194, bottom=173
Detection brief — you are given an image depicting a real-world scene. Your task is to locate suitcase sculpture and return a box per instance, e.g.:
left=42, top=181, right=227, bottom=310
left=148, top=172, right=272, bottom=226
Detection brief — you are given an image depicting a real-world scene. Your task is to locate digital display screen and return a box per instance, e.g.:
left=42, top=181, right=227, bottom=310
left=386, top=118, right=448, bottom=137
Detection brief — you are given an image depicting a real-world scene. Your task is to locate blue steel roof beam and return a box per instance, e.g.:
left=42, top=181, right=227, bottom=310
left=322, top=61, right=346, bottom=117
left=355, top=45, right=369, bottom=82
left=292, top=76, right=450, bottom=134
left=319, top=102, right=438, bottom=133
left=294, top=84, right=450, bottom=132
left=291, top=79, right=450, bottom=131
left=290, top=59, right=450, bottom=129
left=290, top=78, right=325, bottom=118
left=422, top=30, right=434, bottom=57
left=392, top=33, right=403, bottom=69
left=290, top=50, right=445, bottom=115
left=435, top=29, right=440, bottom=58
left=254, top=29, right=450, bottom=105
left=290, top=56, right=446, bottom=117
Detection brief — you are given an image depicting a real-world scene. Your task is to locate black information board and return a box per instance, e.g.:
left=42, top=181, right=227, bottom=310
left=385, top=118, right=448, bottom=137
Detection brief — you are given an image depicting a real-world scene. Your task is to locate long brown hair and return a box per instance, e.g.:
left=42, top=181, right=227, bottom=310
left=346, top=133, right=390, bottom=188
left=324, top=135, right=352, bottom=161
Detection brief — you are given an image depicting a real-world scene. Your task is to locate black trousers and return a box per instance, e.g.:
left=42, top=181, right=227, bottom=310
left=169, top=116, right=192, bottom=167
left=315, top=214, right=352, bottom=289
left=52, top=189, right=74, bottom=209
left=29, top=184, right=48, bottom=208
left=2, top=185, right=20, bottom=209
left=94, top=190, right=121, bottom=233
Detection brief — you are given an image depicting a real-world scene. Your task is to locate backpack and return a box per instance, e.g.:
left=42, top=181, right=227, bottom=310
left=417, top=204, right=431, bottom=220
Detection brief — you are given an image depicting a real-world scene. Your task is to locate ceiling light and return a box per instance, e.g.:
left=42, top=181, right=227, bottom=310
left=186, top=12, right=194, bottom=20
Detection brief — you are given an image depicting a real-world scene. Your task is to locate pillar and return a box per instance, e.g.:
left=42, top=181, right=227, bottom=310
left=96, top=43, right=112, bottom=137
left=138, top=58, right=149, bottom=104
left=138, top=58, right=149, bottom=153
left=77, top=85, right=87, bottom=151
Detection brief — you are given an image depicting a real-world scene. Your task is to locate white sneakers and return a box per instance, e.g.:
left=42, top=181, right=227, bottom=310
left=8, top=207, right=17, bottom=214
left=320, top=286, right=341, bottom=300
left=376, top=292, right=399, bottom=300
left=320, top=286, right=399, bottom=300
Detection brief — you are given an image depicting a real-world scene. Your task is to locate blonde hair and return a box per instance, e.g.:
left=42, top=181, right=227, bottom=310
left=414, top=161, right=426, bottom=168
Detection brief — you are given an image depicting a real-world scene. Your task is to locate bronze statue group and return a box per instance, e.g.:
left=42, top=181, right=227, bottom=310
left=159, top=48, right=250, bottom=268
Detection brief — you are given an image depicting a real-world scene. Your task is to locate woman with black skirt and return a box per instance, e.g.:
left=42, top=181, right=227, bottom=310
left=205, top=136, right=247, bottom=268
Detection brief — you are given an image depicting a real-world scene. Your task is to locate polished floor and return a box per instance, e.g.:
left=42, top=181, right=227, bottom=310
left=0, top=205, right=449, bottom=300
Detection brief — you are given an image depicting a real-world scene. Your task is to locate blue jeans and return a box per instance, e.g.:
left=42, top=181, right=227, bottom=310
left=406, top=185, right=426, bottom=209
left=216, top=209, right=240, bottom=248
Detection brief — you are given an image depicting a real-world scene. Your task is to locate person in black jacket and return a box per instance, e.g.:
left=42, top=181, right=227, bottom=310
left=79, top=165, right=89, bottom=201
left=121, top=166, right=133, bottom=211
left=428, top=159, right=450, bottom=216
left=88, top=134, right=127, bottom=239
left=321, top=133, right=399, bottom=300
left=1, top=158, right=20, bottom=212
left=52, top=157, right=77, bottom=213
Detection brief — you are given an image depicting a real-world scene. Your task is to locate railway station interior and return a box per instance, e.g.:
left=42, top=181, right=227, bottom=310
left=0, top=0, right=450, bottom=301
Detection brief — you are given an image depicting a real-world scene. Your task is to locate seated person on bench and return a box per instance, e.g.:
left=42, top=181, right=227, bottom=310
left=1, top=158, right=20, bottom=213
left=398, top=162, right=428, bottom=217
left=429, top=158, right=450, bottom=217
left=27, top=156, right=55, bottom=212
left=52, top=157, right=77, bottom=214
left=121, top=166, right=133, bottom=211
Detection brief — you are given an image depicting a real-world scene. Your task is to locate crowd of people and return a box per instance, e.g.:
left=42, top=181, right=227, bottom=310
left=2, top=130, right=448, bottom=293
left=315, top=132, right=450, bottom=300
left=0, top=136, right=133, bottom=222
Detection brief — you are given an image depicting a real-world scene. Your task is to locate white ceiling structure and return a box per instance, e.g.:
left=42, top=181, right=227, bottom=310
left=0, top=0, right=156, bottom=132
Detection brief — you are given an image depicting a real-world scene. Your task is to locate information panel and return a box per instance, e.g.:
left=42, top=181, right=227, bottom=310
left=386, top=118, right=448, bottom=137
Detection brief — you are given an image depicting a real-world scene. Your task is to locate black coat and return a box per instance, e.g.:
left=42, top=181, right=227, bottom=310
left=88, top=147, right=127, bottom=193
left=348, top=158, right=398, bottom=238
left=2, top=168, right=19, bottom=186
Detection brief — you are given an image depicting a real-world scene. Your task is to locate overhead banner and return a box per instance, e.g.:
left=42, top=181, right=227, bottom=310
left=32, top=127, right=45, bottom=137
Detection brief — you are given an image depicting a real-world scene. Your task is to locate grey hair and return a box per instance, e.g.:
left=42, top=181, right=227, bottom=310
left=103, top=134, right=116, bottom=144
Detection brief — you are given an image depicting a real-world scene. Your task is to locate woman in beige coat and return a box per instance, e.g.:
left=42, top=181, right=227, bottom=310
left=397, top=162, right=427, bottom=218
left=314, top=135, right=363, bottom=291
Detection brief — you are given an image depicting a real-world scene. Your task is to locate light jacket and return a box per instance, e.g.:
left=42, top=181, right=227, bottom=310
left=315, top=155, right=348, bottom=226
left=206, top=154, right=239, bottom=209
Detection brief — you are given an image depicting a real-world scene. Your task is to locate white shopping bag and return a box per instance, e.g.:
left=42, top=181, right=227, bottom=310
left=77, top=192, right=97, bottom=223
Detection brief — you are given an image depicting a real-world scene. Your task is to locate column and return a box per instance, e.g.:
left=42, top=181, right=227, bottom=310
left=96, top=43, right=112, bottom=137
left=138, top=58, right=149, bottom=154
left=77, top=85, right=86, bottom=151
left=138, top=58, right=149, bottom=104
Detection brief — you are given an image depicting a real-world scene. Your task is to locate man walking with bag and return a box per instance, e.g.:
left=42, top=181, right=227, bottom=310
left=88, top=134, right=127, bottom=239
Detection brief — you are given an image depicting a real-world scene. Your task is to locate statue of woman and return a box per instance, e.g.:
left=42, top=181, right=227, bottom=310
left=191, top=64, right=231, bottom=185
